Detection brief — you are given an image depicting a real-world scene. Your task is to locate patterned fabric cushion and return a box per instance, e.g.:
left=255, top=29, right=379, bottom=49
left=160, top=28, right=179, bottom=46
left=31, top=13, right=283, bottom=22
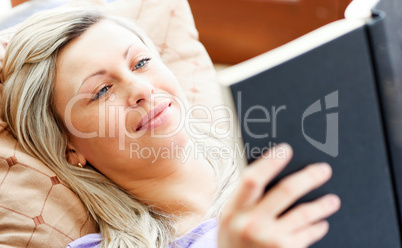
left=0, top=122, right=97, bottom=247
left=0, top=0, right=223, bottom=247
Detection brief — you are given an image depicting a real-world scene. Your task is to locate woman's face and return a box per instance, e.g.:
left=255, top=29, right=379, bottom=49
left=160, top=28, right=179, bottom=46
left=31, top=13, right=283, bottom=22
left=54, top=20, right=189, bottom=186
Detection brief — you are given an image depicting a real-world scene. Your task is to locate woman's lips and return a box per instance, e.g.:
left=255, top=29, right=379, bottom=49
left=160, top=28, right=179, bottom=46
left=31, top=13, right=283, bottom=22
left=136, top=101, right=172, bottom=131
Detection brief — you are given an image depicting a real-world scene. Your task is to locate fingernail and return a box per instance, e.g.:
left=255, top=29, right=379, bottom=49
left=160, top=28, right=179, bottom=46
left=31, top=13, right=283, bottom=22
left=320, top=220, right=329, bottom=228
left=316, top=163, right=331, bottom=175
left=274, top=143, right=291, bottom=156
left=277, top=142, right=290, bottom=149
left=272, top=143, right=285, bottom=151
left=327, top=194, right=340, bottom=208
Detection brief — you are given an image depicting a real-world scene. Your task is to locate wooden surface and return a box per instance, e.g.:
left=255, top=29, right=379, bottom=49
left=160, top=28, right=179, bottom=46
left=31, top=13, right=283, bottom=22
left=10, top=0, right=30, bottom=7
left=188, top=0, right=353, bottom=64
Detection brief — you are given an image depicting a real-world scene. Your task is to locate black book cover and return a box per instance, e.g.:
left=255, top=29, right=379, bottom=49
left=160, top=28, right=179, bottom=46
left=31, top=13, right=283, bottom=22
left=368, top=0, right=402, bottom=233
left=218, top=4, right=401, bottom=247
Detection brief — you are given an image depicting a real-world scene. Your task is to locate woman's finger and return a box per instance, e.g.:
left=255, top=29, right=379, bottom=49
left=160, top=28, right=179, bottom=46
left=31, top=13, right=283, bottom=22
left=228, top=143, right=293, bottom=210
left=290, top=220, right=330, bottom=248
left=278, top=194, right=341, bottom=232
left=255, top=162, right=333, bottom=216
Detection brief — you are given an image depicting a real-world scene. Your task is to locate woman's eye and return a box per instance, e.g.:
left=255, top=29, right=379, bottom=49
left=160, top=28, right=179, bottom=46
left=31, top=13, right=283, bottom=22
left=92, top=85, right=111, bottom=101
left=133, top=57, right=151, bottom=70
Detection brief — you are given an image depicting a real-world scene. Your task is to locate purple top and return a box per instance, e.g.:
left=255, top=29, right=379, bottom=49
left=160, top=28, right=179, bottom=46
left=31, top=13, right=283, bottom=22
left=67, top=218, right=218, bottom=248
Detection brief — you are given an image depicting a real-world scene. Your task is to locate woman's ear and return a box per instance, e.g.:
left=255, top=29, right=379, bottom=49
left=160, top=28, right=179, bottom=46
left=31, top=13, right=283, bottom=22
left=66, top=143, right=86, bottom=167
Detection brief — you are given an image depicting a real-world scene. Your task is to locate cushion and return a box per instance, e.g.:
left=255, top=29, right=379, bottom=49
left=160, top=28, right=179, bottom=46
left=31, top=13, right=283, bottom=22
left=0, top=122, right=98, bottom=247
left=0, top=0, right=223, bottom=247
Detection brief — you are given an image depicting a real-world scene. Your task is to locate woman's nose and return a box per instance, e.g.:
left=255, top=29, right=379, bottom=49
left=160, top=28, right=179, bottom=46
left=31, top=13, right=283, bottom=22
left=126, top=79, right=155, bottom=107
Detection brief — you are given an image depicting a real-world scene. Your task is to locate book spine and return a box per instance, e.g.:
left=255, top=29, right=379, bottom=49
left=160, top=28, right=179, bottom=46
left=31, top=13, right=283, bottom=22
left=366, top=9, right=402, bottom=241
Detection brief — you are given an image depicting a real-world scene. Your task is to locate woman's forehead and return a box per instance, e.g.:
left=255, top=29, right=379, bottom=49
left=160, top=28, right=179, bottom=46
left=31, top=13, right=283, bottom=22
left=56, top=20, right=144, bottom=78
left=53, top=20, right=145, bottom=110
left=60, top=20, right=142, bottom=57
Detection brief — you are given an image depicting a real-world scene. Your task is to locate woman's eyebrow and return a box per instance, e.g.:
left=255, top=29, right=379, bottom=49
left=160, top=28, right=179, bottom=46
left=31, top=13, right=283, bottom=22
left=80, top=70, right=107, bottom=90
left=78, top=43, right=136, bottom=92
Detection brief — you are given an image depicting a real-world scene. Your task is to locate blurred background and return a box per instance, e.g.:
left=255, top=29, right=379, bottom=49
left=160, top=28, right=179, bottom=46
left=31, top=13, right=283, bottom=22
left=0, top=0, right=12, bottom=16
left=188, top=0, right=352, bottom=64
left=1, top=0, right=353, bottom=65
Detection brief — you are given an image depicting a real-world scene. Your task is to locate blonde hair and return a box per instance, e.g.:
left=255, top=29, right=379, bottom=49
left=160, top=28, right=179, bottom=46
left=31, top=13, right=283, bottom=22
left=1, top=8, right=238, bottom=248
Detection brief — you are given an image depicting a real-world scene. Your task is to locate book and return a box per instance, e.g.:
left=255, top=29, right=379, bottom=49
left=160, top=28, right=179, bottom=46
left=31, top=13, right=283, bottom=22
left=218, top=0, right=401, bottom=247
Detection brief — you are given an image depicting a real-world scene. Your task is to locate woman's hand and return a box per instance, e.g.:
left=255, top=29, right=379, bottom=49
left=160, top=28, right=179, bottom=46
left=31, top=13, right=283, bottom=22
left=218, top=143, right=341, bottom=248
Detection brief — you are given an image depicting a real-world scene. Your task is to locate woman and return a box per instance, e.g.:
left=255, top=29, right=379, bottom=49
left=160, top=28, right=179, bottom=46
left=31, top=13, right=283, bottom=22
left=0, top=8, right=340, bottom=248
